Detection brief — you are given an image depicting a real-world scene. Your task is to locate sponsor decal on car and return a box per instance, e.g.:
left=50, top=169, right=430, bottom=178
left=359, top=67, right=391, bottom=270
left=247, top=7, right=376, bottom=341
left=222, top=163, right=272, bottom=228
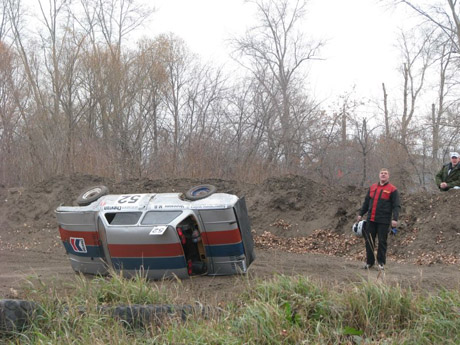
left=104, top=206, right=122, bottom=211
left=190, top=204, right=227, bottom=209
left=117, top=195, right=142, bottom=204
left=70, top=237, right=87, bottom=253
left=149, top=225, right=168, bottom=235
left=162, top=205, right=185, bottom=209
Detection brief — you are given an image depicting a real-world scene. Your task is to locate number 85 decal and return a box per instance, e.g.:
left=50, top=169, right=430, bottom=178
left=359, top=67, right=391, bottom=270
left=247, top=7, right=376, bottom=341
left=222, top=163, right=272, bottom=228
left=117, top=195, right=141, bottom=204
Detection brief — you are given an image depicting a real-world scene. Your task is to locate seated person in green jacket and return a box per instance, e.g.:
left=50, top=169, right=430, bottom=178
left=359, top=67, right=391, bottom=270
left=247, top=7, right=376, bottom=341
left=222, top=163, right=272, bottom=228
left=435, top=152, right=460, bottom=191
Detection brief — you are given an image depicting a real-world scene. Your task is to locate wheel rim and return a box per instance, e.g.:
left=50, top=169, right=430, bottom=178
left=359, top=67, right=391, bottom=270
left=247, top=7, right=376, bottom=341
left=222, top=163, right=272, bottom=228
left=82, top=187, right=102, bottom=200
left=192, top=187, right=211, bottom=196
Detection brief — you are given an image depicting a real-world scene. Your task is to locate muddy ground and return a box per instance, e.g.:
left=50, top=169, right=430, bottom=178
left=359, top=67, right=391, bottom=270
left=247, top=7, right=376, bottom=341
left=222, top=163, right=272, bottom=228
left=1, top=174, right=460, bottom=303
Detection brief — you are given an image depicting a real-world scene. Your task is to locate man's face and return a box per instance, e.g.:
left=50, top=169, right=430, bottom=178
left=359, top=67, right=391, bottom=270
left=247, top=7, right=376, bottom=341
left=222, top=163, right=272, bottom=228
left=451, top=156, right=459, bottom=166
left=379, top=170, right=389, bottom=184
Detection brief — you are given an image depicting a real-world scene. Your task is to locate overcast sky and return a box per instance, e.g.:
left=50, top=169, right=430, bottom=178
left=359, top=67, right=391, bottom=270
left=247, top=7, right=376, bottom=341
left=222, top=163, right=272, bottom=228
left=146, top=0, right=418, bottom=107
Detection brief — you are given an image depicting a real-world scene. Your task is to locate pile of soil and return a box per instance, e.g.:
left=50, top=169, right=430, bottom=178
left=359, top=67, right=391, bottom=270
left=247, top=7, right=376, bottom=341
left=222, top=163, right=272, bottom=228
left=1, top=174, right=460, bottom=301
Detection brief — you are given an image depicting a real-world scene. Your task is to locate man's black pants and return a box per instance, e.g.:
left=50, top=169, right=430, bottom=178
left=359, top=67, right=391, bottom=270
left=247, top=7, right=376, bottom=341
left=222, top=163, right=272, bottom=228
left=363, top=221, right=389, bottom=266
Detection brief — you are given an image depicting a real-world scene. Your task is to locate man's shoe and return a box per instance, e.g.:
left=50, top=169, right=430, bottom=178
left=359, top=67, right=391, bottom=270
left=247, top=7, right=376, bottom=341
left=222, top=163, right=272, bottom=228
left=378, top=264, right=384, bottom=271
left=362, top=263, right=373, bottom=269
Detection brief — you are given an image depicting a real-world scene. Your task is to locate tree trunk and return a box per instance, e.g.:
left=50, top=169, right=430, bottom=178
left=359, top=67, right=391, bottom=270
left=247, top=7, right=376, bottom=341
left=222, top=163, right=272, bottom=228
left=382, top=83, right=390, bottom=138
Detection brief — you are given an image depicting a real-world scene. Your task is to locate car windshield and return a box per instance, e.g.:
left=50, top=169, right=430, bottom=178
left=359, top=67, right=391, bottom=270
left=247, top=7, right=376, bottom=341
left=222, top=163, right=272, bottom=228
left=141, top=211, right=182, bottom=225
left=105, top=212, right=142, bottom=225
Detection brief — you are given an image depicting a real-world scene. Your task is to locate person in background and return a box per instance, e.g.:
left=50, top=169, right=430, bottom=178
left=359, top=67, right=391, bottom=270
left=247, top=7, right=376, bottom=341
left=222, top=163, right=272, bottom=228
left=435, top=152, right=460, bottom=191
left=357, top=168, right=401, bottom=271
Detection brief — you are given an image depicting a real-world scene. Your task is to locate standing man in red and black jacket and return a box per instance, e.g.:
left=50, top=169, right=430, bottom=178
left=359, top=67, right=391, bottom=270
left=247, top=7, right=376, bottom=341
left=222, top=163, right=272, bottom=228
left=357, top=168, right=401, bottom=271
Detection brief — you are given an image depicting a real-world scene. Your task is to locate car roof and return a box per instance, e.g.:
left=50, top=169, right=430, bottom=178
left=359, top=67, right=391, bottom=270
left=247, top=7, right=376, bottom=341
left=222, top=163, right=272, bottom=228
left=97, top=192, right=239, bottom=211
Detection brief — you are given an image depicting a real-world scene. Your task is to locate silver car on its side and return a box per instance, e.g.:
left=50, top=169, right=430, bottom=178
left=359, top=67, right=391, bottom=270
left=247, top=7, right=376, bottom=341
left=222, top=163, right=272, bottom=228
left=55, top=185, right=255, bottom=279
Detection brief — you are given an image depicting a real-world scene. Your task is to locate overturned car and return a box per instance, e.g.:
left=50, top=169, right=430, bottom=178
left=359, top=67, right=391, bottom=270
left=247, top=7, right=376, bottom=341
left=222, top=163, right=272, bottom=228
left=55, top=185, right=255, bottom=279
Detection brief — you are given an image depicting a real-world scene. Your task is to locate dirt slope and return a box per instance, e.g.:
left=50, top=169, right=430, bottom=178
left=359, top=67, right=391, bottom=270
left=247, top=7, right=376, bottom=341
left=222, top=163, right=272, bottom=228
left=1, top=174, right=460, bottom=301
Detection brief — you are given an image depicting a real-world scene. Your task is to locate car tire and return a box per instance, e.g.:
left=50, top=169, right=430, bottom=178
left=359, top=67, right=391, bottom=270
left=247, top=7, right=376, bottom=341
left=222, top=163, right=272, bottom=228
left=76, top=185, right=109, bottom=206
left=0, top=299, right=37, bottom=332
left=185, top=185, right=217, bottom=201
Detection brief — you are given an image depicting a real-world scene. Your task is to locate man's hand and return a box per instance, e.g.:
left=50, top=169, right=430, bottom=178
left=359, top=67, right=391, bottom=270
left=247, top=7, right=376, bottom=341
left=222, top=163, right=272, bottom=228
left=391, top=220, right=398, bottom=228
left=440, top=182, right=448, bottom=189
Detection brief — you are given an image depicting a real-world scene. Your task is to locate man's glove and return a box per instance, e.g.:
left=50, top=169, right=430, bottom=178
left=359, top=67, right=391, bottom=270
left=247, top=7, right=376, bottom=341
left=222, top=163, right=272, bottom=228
left=390, top=227, right=397, bottom=236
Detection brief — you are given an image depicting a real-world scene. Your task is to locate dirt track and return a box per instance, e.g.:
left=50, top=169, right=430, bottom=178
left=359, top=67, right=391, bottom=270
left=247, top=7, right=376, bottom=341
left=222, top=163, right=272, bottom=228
left=1, top=175, right=460, bottom=301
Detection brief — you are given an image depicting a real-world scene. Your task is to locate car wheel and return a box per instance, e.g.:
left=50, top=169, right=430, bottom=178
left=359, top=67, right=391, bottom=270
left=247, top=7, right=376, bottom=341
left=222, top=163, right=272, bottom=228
left=185, top=185, right=217, bottom=201
left=76, top=185, right=109, bottom=206
left=0, top=299, right=38, bottom=332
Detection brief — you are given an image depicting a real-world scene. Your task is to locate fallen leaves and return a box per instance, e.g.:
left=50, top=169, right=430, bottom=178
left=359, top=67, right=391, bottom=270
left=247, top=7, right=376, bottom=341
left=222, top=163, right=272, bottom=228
left=270, top=219, right=293, bottom=231
left=415, top=253, right=460, bottom=265
left=254, top=229, right=362, bottom=257
left=254, top=229, right=460, bottom=266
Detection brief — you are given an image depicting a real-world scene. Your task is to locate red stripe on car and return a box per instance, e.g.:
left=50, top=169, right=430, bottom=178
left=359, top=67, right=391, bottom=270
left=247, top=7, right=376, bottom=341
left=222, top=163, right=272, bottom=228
left=58, top=227, right=100, bottom=246
left=202, top=229, right=242, bottom=245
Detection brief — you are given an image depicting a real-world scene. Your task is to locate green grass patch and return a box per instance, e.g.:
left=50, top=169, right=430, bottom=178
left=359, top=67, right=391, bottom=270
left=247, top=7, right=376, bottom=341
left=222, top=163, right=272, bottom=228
left=2, top=273, right=460, bottom=344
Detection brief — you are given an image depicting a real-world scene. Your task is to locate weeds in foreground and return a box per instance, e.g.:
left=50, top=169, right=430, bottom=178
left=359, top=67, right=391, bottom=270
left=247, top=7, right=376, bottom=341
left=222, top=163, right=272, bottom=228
left=2, top=273, right=460, bottom=344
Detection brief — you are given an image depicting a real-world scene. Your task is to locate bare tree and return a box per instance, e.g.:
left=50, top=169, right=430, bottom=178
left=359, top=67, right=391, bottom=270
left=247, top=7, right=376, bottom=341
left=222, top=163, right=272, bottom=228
left=73, top=0, right=154, bottom=179
left=184, top=64, right=226, bottom=143
left=382, top=83, right=390, bottom=138
left=135, top=37, right=167, bottom=174
left=397, top=0, right=460, bottom=53
left=157, top=33, right=193, bottom=175
left=389, top=0, right=460, bottom=190
left=34, top=0, right=88, bottom=175
left=397, top=28, right=435, bottom=148
left=5, top=0, right=57, bottom=182
left=0, top=0, right=11, bottom=40
left=231, top=0, right=323, bottom=170
left=393, top=28, right=432, bottom=189
left=430, top=36, right=456, bottom=162
left=0, top=41, right=21, bottom=185
left=76, top=0, right=153, bottom=58
left=353, top=118, right=379, bottom=187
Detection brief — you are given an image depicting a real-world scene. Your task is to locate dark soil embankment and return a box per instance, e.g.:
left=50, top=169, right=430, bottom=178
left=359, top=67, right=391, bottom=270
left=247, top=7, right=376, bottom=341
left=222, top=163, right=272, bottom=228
left=1, top=174, right=460, bottom=300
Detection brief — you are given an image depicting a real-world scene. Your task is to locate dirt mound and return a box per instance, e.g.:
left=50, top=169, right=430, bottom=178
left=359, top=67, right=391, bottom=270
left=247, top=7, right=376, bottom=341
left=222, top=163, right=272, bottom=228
left=1, top=175, right=253, bottom=230
left=390, top=191, right=460, bottom=264
left=2, top=174, right=460, bottom=299
left=1, top=174, right=459, bottom=264
left=247, top=175, right=363, bottom=237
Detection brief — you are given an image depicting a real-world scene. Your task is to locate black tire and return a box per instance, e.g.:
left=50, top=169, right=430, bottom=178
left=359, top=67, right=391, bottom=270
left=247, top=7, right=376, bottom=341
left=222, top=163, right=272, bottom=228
left=0, top=299, right=38, bottom=332
left=76, top=185, right=109, bottom=206
left=185, top=185, right=217, bottom=201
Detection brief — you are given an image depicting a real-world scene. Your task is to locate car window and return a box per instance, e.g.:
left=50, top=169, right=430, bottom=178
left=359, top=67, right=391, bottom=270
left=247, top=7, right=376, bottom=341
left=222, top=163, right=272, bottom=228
left=141, top=211, right=182, bottom=225
left=105, top=212, right=142, bottom=225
